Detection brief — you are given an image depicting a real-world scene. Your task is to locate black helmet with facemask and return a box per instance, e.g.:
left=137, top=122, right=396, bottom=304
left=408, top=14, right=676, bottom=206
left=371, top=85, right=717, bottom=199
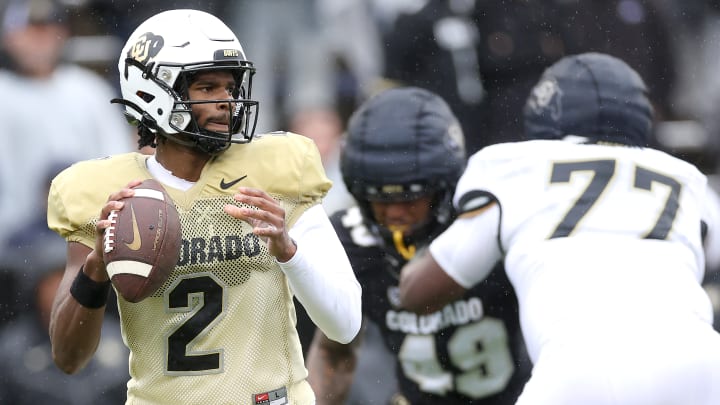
left=342, top=87, right=467, bottom=260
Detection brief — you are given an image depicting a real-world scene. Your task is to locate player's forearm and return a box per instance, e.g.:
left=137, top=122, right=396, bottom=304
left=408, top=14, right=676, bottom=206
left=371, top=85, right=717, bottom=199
left=49, top=257, right=109, bottom=374
left=306, top=341, right=357, bottom=405
left=49, top=292, right=106, bottom=373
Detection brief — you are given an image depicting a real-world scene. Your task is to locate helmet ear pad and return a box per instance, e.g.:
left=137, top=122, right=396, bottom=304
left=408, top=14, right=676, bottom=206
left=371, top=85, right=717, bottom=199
left=523, top=52, right=653, bottom=147
left=341, top=87, right=467, bottom=252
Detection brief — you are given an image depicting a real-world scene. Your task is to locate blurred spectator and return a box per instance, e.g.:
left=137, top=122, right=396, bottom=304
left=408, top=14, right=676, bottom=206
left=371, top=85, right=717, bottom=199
left=292, top=109, right=355, bottom=216
left=80, top=0, right=223, bottom=42
left=653, top=0, right=719, bottom=122
left=0, top=249, right=128, bottom=405
left=379, top=0, right=678, bottom=153
left=0, top=159, right=127, bottom=404
left=379, top=0, right=489, bottom=153
left=0, top=161, right=71, bottom=324
left=315, top=0, right=385, bottom=119
left=222, top=0, right=382, bottom=132
left=556, top=0, right=676, bottom=119
left=0, top=0, right=135, bottom=251
left=223, top=0, right=338, bottom=135
left=221, top=0, right=375, bottom=220
left=649, top=0, right=720, bottom=171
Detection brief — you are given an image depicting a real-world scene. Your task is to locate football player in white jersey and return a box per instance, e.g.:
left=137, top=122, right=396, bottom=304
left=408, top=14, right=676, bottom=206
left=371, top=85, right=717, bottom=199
left=398, top=52, right=720, bottom=405
left=46, top=9, right=361, bottom=405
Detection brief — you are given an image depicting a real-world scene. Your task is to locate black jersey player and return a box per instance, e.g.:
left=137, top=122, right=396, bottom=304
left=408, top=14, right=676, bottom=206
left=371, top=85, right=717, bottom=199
left=306, top=87, right=530, bottom=404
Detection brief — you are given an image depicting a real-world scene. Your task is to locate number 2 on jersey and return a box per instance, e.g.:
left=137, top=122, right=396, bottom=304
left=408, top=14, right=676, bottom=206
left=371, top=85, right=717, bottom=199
left=165, top=273, right=225, bottom=375
left=549, top=159, right=681, bottom=239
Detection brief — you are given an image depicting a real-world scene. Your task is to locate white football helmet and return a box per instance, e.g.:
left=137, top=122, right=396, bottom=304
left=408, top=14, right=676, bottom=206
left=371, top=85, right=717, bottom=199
left=114, top=9, right=258, bottom=154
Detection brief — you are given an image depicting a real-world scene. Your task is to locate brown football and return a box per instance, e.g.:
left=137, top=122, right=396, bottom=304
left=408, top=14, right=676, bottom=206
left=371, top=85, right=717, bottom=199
left=102, top=178, right=182, bottom=303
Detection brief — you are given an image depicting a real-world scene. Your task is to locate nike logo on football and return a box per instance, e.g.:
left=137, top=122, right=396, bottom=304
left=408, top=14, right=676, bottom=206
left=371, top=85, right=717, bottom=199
left=220, top=175, right=248, bottom=190
left=124, top=205, right=142, bottom=251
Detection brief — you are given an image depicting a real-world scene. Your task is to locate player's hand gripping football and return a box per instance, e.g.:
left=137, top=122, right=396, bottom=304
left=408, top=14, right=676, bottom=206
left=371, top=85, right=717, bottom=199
left=89, top=179, right=143, bottom=280
left=224, top=187, right=297, bottom=263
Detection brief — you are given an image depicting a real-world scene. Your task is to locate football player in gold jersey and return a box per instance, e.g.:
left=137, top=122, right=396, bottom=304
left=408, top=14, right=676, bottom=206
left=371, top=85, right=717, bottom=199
left=46, top=9, right=361, bottom=405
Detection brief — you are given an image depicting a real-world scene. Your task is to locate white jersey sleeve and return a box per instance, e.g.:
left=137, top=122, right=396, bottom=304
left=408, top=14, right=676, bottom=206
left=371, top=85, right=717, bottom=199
left=282, top=204, right=362, bottom=344
left=429, top=203, right=503, bottom=288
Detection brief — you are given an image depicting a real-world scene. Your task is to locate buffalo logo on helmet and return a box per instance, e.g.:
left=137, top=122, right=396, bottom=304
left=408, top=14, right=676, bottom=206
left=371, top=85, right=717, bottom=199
left=526, top=77, right=563, bottom=123
left=445, top=122, right=465, bottom=156
left=128, top=32, right=164, bottom=64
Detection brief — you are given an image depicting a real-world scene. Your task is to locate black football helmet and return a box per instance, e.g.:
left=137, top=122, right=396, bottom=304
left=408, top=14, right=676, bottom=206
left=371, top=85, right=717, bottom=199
left=113, top=9, right=259, bottom=155
left=524, top=52, right=653, bottom=147
left=342, top=87, right=467, bottom=259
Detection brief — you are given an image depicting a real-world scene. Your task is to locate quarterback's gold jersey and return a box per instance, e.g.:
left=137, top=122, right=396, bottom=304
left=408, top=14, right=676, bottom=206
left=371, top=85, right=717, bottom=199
left=48, top=132, right=330, bottom=405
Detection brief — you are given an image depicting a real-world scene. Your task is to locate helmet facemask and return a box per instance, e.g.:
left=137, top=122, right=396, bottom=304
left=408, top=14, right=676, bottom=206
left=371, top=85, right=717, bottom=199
left=168, top=62, right=259, bottom=154
left=117, top=58, right=259, bottom=155
left=355, top=181, right=455, bottom=261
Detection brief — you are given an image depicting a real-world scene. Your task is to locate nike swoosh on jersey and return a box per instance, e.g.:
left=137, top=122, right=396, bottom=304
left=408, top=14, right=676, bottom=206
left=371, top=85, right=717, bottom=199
left=220, top=175, right=248, bottom=190
left=124, top=205, right=142, bottom=251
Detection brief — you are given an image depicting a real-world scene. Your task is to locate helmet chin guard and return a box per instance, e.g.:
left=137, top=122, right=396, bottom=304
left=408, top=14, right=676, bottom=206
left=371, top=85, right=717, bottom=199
left=114, top=9, right=259, bottom=154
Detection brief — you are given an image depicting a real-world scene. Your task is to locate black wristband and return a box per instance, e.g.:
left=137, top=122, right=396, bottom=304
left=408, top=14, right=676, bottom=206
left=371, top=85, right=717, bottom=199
left=70, top=266, right=111, bottom=309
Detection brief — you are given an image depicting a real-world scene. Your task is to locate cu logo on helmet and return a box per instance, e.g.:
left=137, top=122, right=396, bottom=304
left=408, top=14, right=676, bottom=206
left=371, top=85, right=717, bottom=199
left=528, top=77, right=563, bottom=121
left=445, top=122, right=465, bottom=155
left=128, top=32, right=164, bottom=64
